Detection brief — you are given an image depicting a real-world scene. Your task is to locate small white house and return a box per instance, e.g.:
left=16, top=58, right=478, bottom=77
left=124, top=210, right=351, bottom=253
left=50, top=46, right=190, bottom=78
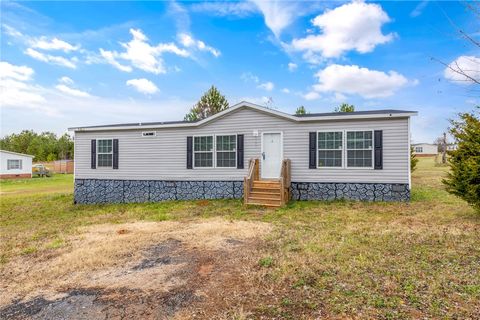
left=412, top=143, right=438, bottom=156
left=0, top=150, right=34, bottom=179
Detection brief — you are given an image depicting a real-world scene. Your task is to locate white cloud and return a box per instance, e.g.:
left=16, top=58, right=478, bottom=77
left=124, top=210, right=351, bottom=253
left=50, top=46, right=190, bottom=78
left=99, top=49, right=132, bottom=72
left=257, top=81, right=274, bottom=91
left=303, top=91, right=320, bottom=100
left=249, top=0, right=299, bottom=37
left=0, top=60, right=33, bottom=81
left=190, top=2, right=257, bottom=17
left=410, top=1, right=429, bottom=18
left=241, top=72, right=260, bottom=83
left=291, top=1, right=394, bottom=59
left=0, top=61, right=47, bottom=109
left=444, top=55, right=480, bottom=84
left=30, top=37, right=79, bottom=52
left=282, top=88, right=290, bottom=93
left=59, top=76, right=74, bottom=85
left=100, top=28, right=190, bottom=74
left=178, top=33, right=220, bottom=57
left=288, top=62, right=297, bottom=72
left=55, top=84, right=91, bottom=98
left=312, top=64, right=409, bottom=98
left=25, top=48, right=77, bottom=69
left=126, top=78, right=159, bottom=94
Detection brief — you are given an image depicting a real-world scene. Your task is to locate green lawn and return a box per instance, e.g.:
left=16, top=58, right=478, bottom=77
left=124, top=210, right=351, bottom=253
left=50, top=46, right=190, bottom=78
left=0, top=158, right=479, bottom=318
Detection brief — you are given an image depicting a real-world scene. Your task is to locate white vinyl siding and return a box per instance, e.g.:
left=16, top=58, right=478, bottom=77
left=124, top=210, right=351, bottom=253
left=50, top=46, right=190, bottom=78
left=74, top=107, right=410, bottom=184
left=97, top=139, right=113, bottom=167
left=7, top=159, right=22, bottom=170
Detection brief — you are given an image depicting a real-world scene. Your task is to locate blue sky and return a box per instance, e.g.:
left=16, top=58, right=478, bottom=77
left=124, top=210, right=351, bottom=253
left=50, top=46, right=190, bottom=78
left=1, top=1, right=478, bottom=143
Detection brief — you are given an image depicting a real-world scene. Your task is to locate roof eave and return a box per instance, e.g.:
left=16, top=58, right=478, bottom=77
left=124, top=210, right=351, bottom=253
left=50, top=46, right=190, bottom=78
left=68, top=103, right=417, bottom=132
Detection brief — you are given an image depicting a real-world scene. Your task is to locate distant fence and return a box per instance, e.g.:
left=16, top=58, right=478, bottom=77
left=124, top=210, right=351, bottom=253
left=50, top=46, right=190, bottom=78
left=34, top=160, right=74, bottom=174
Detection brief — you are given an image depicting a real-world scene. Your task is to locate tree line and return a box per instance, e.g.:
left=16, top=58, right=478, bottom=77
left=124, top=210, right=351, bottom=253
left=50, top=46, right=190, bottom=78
left=0, top=130, right=74, bottom=161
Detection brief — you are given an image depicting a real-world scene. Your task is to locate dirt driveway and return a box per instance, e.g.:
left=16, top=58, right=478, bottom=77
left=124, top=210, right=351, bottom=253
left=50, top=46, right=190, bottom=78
left=0, top=218, right=272, bottom=319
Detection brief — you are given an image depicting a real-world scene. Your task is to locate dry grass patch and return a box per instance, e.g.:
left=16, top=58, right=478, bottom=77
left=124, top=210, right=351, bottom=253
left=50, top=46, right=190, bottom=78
left=0, top=218, right=271, bottom=307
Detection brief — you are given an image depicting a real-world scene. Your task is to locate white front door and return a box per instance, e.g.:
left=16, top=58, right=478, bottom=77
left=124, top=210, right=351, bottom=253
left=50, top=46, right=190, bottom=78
left=261, top=133, right=282, bottom=179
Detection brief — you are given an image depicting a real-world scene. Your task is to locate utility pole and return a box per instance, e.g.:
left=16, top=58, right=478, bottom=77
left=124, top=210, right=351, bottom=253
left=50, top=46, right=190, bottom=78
left=442, top=132, right=447, bottom=164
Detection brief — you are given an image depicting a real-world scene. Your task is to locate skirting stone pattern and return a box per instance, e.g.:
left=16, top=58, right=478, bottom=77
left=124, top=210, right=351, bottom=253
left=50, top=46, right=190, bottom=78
left=74, top=179, right=244, bottom=204
left=290, top=182, right=410, bottom=202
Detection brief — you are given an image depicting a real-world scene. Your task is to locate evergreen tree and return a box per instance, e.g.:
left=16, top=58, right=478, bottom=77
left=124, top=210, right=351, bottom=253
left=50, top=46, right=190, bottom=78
left=443, top=107, right=480, bottom=212
left=410, top=146, right=419, bottom=172
left=184, top=86, right=229, bottom=121
left=0, top=130, right=74, bottom=161
left=335, top=103, right=355, bottom=112
left=295, top=106, right=308, bottom=115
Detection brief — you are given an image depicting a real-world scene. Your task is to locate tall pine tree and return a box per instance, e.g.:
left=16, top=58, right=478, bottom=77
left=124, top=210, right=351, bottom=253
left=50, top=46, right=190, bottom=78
left=184, top=86, right=229, bottom=121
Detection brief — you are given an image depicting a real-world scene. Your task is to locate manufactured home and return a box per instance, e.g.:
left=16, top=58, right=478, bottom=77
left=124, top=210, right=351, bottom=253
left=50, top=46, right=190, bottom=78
left=0, top=150, right=34, bottom=179
left=412, top=143, right=438, bottom=156
left=69, top=102, right=417, bottom=206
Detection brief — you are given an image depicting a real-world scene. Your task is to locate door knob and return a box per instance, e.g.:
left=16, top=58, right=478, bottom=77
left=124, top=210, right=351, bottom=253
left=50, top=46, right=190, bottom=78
left=262, top=152, right=265, bottom=160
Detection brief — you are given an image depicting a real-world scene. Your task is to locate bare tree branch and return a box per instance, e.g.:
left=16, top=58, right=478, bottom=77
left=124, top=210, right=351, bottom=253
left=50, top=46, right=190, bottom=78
left=432, top=57, right=480, bottom=85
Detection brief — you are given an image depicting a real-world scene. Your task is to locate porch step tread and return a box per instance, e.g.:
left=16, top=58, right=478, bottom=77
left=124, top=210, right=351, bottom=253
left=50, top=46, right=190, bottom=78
left=249, top=191, right=281, bottom=198
left=251, top=187, right=281, bottom=193
left=248, top=195, right=281, bottom=201
left=252, top=183, right=281, bottom=188
left=245, top=201, right=282, bottom=208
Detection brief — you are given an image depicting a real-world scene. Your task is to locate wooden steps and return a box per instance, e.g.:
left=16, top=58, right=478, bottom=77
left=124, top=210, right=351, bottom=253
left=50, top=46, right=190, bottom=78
left=243, top=158, right=291, bottom=208
left=246, top=180, right=282, bottom=207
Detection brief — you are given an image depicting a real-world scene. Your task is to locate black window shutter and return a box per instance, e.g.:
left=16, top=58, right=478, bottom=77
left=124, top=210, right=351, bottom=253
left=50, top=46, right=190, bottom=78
left=309, top=132, right=317, bottom=169
left=91, top=140, right=96, bottom=169
left=113, top=139, right=119, bottom=169
left=374, top=130, right=383, bottom=170
left=186, top=136, right=193, bottom=169
left=237, top=134, right=244, bottom=169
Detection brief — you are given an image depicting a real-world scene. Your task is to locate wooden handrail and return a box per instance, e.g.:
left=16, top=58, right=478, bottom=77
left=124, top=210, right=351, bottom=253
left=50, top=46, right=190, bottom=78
left=244, top=158, right=259, bottom=204
left=279, top=159, right=291, bottom=205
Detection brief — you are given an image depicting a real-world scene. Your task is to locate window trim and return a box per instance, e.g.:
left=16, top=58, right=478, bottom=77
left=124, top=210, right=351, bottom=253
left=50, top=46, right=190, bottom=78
left=415, top=146, right=423, bottom=153
left=215, top=134, right=237, bottom=168
left=96, top=138, right=113, bottom=168
left=315, top=129, right=375, bottom=170
left=192, top=134, right=238, bottom=169
left=7, top=159, right=22, bottom=170
left=345, top=129, right=374, bottom=169
left=316, top=130, right=344, bottom=169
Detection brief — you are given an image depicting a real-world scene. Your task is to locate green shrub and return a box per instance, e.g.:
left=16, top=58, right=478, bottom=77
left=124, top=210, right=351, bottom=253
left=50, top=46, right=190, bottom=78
left=443, top=107, right=480, bottom=212
left=410, top=146, right=419, bottom=172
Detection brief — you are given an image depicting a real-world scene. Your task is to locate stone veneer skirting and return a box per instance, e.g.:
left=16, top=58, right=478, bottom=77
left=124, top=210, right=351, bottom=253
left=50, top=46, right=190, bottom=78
left=290, top=182, right=410, bottom=202
left=74, top=179, right=410, bottom=204
left=74, top=179, right=244, bottom=204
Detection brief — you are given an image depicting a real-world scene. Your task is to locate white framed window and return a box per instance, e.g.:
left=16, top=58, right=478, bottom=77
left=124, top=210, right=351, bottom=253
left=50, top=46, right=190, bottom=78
left=194, top=136, right=214, bottom=168
left=317, top=131, right=343, bottom=167
left=216, top=135, right=236, bottom=168
left=142, top=131, right=156, bottom=137
left=97, top=139, right=113, bottom=167
left=415, top=146, right=423, bottom=153
left=346, top=131, right=373, bottom=168
left=7, top=159, right=22, bottom=170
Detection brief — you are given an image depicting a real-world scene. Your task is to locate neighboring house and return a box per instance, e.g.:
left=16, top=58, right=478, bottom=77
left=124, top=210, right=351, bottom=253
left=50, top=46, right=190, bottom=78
left=446, top=143, right=457, bottom=151
left=0, top=150, right=34, bottom=179
left=412, top=143, right=438, bottom=156
left=69, top=102, right=417, bottom=205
